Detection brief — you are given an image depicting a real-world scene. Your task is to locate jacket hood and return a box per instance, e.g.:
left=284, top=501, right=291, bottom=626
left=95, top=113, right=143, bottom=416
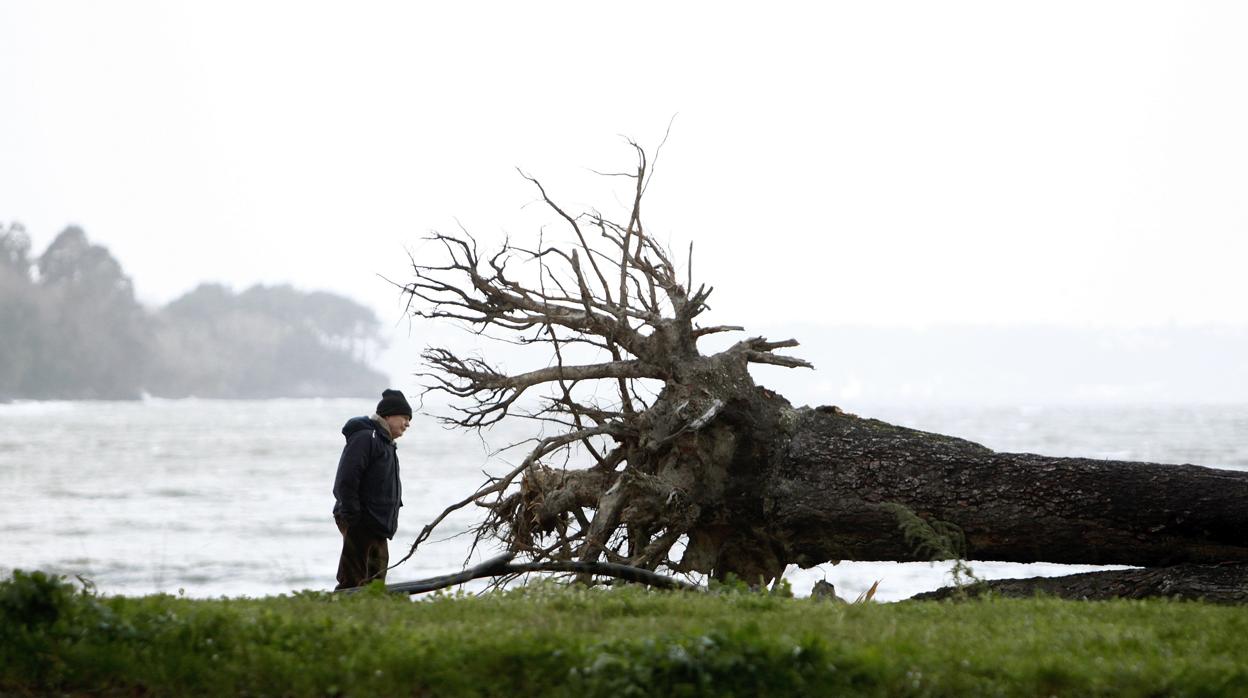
left=342, top=415, right=390, bottom=442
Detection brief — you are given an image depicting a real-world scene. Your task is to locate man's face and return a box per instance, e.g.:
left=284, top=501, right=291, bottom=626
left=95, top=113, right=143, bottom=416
left=383, top=414, right=411, bottom=439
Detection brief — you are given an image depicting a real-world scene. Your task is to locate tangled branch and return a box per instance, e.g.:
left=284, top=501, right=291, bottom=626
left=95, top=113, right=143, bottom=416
left=393, top=141, right=812, bottom=582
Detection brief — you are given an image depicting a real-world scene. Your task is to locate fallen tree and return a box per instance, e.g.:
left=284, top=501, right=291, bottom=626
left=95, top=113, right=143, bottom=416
left=765, top=406, right=1248, bottom=579
left=393, top=142, right=1248, bottom=597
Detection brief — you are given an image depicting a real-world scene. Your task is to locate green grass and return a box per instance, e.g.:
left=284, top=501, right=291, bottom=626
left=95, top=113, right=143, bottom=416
left=2, top=570, right=1246, bottom=697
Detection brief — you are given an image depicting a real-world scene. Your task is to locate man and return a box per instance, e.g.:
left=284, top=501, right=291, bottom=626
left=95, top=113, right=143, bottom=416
left=332, top=388, right=411, bottom=590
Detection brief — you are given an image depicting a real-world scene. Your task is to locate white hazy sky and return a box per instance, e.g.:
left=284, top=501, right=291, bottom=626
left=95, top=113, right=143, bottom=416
left=3, top=2, right=1247, bottom=369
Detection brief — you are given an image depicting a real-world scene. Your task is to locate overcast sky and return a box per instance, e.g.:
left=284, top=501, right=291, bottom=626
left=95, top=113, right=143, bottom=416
left=3, top=2, right=1247, bottom=398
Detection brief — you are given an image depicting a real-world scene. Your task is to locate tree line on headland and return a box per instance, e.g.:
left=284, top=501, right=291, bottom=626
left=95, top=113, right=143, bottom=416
left=0, top=223, right=387, bottom=400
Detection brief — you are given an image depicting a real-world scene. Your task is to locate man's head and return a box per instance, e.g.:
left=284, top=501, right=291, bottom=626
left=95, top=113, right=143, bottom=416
left=376, top=389, right=413, bottom=439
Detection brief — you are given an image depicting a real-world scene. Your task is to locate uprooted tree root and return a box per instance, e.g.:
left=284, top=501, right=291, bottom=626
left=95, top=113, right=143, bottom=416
left=385, top=139, right=811, bottom=586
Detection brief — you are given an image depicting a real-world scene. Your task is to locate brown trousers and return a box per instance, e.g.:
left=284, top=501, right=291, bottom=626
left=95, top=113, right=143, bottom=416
left=334, top=517, right=389, bottom=590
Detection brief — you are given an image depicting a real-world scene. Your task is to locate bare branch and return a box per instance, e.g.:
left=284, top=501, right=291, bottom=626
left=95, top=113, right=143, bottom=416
left=388, top=425, right=623, bottom=571
left=693, top=325, right=744, bottom=338
left=724, top=336, right=815, bottom=370
left=519, top=170, right=615, bottom=307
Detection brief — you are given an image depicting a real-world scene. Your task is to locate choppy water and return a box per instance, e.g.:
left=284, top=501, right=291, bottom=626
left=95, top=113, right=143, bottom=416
left=1, top=399, right=1244, bottom=601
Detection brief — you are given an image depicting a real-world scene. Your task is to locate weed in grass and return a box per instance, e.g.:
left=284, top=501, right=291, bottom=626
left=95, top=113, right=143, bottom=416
left=880, top=501, right=981, bottom=592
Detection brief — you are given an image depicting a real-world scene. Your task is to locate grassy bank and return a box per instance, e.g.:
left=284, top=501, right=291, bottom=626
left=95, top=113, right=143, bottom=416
left=2, top=571, right=1246, bottom=697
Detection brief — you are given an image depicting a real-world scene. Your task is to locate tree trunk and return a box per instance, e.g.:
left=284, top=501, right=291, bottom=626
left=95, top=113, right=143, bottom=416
left=682, top=397, right=1248, bottom=583
left=912, top=563, right=1248, bottom=604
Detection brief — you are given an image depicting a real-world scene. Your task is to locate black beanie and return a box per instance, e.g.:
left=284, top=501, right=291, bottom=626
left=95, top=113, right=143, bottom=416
left=376, top=389, right=413, bottom=418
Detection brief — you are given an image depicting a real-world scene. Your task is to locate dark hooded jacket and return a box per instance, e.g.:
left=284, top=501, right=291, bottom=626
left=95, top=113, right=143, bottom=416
left=332, top=416, right=403, bottom=539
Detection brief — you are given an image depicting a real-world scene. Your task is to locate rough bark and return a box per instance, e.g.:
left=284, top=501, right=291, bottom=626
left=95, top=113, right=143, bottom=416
left=912, top=563, right=1248, bottom=604
left=756, top=404, right=1248, bottom=571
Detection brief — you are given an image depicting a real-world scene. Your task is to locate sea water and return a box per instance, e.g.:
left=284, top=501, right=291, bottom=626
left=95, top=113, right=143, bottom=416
left=1, top=398, right=1245, bottom=601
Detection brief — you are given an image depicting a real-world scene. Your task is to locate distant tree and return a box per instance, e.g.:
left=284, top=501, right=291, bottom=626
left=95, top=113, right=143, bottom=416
left=1, top=225, right=388, bottom=400
left=148, top=283, right=387, bottom=398
left=27, top=227, right=150, bottom=399
left=237, top=284, right=382, bottom=360
left=0, top=223, right=38, bottom=399
left=0, top=222, right=32, bottom=275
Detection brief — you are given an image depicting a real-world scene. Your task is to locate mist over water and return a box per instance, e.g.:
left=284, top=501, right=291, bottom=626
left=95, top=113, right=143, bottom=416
left=2, top=398, right=1245, bottom=601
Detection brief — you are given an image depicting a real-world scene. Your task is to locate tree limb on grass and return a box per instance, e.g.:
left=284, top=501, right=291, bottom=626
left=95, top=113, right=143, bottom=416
left=339, top=553, right=703, bottom=595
